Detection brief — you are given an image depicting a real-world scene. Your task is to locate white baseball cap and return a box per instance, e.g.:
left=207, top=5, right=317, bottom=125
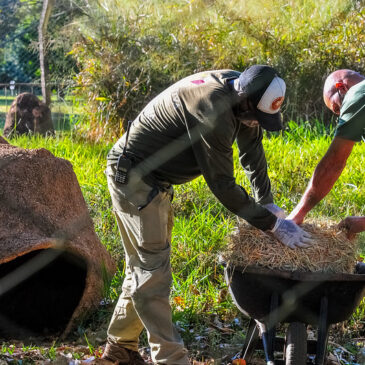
left=237, top=65, right=286, bottom=131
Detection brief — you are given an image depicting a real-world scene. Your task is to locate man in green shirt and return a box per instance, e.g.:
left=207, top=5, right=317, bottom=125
left=289, top=69, right=365, bottom=238
left=103, top=65, right=313, bottom=365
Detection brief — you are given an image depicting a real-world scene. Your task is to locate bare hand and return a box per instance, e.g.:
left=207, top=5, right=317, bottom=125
left=338, top=216, right=365, bottom=240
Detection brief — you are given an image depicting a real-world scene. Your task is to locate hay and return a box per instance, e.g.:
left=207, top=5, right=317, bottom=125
left=221, top=219, right=359, bottom=274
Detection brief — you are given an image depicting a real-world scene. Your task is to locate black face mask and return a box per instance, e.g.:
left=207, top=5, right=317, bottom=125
left=236, top=110, right=259, bottom=127
left=235, top=98, right=259, bottom=127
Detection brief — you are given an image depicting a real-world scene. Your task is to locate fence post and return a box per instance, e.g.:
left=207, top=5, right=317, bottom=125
left=38, top=0, right=54, bottom=106
left=4, top=86, right=7, bottom=115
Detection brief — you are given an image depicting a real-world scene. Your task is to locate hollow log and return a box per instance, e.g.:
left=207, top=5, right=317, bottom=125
left=0, top=143, right=115, bottom=339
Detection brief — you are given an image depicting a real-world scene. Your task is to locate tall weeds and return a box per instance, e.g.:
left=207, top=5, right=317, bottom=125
left=70, top=0, right=365, bottom=141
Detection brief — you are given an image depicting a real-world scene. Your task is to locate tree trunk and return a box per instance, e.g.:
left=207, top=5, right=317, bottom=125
left=38, top=0, right=54, bottom=107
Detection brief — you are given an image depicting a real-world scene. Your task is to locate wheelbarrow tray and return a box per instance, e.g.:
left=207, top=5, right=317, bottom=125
left=225, top=265, right=365, bottom=325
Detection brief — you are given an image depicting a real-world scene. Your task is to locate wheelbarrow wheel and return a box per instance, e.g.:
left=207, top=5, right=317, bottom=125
left=285, top=322, right=307, bottom=365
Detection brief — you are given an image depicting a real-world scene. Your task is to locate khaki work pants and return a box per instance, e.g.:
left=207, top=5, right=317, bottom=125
left=106, top=168, right=189, bottom=365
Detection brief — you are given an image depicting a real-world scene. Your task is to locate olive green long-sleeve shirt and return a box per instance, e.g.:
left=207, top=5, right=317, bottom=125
left=107, top=70, right=277, bottom=231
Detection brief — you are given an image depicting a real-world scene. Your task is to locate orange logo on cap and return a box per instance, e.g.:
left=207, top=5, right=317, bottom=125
left=271, top=97, right=284, bottom=111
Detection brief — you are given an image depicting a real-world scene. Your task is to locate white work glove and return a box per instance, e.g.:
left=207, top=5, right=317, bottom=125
left=264, top=203, right=287, bottom=219
left=271, top=218, right=314, bottom=249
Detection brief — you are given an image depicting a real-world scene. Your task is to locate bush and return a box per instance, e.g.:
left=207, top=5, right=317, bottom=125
left=70, top=0, right=365, bottom=141
left=71, top=11, right=163, bottom=140
left=71, top=3, right=200, bottom=141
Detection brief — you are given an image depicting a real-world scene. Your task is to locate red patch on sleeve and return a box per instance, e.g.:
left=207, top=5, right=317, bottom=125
left=191, top=80, right=205, bottom=85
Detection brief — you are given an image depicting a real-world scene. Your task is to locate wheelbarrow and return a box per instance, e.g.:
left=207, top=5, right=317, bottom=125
left=223, top=264, right=365, bottom=365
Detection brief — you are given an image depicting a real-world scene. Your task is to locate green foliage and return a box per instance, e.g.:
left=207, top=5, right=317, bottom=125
left=70, top=0, right=365, bottom=141
left=0, top=0, right=80, bottom=83
left=0, top=0, right=41, bottom=82
left=70, top=2, right=194, bottom=140
left=262, top=122, right=365, bottom=219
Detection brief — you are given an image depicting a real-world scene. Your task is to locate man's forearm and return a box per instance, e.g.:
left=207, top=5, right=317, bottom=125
left=289, top=156, right=347, bottom=223
left=289, top=176, right=330, bottom=223
left=289, top=137, right=354, bottom=224
left=209, top=181, right=277, bottom=231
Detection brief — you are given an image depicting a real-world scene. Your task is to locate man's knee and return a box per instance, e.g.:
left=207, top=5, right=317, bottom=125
left=131, top=263, right=172, bottom=303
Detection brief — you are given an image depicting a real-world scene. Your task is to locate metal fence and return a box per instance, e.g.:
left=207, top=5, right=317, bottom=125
left=0, top=82, right=82, bottom=131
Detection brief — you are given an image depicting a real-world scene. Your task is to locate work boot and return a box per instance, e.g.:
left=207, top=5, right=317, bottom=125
left=102, top=343, right=147, bottom=365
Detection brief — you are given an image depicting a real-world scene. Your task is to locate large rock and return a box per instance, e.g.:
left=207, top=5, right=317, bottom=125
left=0, top=142, right=115, bottom=339
left=3, top=92, right=54, bottom=137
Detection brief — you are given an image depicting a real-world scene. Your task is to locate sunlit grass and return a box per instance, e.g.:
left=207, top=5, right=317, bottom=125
left=5, top=122, right=365, bottom=345
left=262, top=121, right=365, bottom=218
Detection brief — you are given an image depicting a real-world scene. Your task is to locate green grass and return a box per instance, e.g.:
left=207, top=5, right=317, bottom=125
left=3, top=122, right=365, bottom=359
left=263, top=121, right=365, bottom=218
left=7, top=123, right=365, bottom=310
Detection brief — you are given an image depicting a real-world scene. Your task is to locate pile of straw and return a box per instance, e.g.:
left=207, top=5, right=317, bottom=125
left=221, top=219, right=359, bottom=274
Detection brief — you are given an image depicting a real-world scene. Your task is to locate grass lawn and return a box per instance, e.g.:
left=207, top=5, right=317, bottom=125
left=1, top=121, right=365, bottom=363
